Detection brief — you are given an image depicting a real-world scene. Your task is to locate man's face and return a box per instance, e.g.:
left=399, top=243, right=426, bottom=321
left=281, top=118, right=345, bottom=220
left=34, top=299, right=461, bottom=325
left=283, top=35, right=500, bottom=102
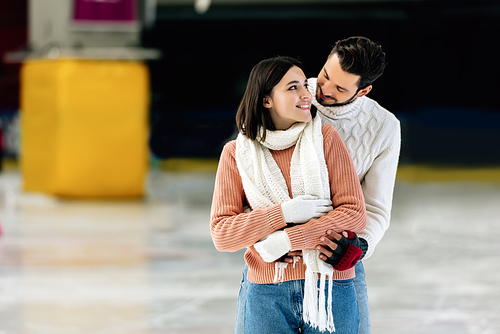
left=316, top=53, right=369, bottom=107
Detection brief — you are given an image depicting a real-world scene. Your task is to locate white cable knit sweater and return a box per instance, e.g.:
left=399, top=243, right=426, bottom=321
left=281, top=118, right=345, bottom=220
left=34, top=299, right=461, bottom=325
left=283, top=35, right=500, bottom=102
left=308, top=78, right=401, bottom=259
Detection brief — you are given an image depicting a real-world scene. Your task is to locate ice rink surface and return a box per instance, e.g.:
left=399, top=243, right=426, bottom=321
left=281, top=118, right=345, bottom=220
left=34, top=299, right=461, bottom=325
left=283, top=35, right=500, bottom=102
left=0, top=167, right=499, bottom=334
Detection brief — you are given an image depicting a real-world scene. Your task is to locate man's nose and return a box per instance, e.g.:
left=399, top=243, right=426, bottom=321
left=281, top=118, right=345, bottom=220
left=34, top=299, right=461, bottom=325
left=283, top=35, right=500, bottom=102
left=321, top=80, right=332, bottom=95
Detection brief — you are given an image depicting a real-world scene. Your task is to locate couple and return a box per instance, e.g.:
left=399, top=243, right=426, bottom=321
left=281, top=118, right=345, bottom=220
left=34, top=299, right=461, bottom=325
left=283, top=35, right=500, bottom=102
left=210, top=36, right=401, bottom=334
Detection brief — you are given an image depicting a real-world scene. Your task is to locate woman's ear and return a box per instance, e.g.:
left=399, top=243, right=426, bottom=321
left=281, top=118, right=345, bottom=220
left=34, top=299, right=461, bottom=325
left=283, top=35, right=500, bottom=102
left=263, top=96, right=272, bottom=108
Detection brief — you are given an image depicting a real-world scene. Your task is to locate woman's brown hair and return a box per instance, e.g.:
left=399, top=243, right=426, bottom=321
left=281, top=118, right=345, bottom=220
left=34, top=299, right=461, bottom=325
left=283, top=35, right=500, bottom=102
left=235, top=56, right=307, bottom=142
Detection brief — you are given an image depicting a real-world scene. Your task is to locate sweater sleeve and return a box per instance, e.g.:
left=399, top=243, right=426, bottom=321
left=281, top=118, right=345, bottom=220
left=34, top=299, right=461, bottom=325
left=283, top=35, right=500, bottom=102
left=357, top=116, right=401, bottom=259
left=210, top=141, right=288, bottom=252
left=285, top=126, right=367, bottom=251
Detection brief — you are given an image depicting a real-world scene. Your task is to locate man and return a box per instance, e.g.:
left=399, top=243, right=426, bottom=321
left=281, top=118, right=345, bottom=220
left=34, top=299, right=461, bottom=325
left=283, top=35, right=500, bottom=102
left=235, top=36, right=401, bottom=334
left=308, top=36, right=400, bottom=334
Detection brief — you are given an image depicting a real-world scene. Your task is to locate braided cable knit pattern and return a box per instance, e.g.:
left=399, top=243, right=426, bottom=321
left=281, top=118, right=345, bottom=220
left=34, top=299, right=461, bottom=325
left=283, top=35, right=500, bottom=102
left=309, top=77, right=394, bottom=181
left=332, top=102, right=386, bottom=177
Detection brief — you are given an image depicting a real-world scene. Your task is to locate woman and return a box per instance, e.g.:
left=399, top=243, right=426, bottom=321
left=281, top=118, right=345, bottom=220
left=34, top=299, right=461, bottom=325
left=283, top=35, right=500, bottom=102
left=210, top=56, right=366, bottom=334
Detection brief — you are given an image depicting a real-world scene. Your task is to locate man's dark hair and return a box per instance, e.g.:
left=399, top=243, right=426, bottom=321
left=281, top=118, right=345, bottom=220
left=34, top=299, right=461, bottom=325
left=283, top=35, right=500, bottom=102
left=329, top=36, right=386, bottom=89
left=236, top=56, right=312, bottom=142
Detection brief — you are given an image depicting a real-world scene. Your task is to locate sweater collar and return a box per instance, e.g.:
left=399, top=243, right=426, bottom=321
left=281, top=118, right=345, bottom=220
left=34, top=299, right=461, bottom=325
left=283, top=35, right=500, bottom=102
left=308, top=77, right=364, bottom=120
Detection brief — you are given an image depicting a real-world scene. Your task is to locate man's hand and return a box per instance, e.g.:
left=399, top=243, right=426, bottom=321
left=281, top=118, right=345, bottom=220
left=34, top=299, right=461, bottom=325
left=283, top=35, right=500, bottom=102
left=316, top=230, right=367, bottom=271
left=317, top=230, right=343, bottom=261
left=279, top=250, right=303, bottom=264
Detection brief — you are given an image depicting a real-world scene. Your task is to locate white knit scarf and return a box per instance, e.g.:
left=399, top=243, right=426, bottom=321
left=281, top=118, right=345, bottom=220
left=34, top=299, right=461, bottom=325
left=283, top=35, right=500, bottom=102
left=235, top=116, right=336, bottom=332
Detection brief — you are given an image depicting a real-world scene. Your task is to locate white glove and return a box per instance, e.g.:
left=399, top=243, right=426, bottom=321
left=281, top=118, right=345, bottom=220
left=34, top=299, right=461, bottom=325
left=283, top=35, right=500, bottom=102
left=254, top=231, right=291, bottom=262
left=281, top=195, right=333, bottom=224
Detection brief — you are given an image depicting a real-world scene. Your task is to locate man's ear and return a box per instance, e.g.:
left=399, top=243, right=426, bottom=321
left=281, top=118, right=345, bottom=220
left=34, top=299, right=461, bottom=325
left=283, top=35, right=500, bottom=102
left=356, top=85, right=372, bottom=98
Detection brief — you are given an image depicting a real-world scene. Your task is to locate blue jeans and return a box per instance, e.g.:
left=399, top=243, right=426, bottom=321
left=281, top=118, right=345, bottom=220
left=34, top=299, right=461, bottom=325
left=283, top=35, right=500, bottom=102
left=235, top=267, right=359, bottom=334
left=354, top=262, right=370, bottom=334
left=235, top=262, right=370, bottom=334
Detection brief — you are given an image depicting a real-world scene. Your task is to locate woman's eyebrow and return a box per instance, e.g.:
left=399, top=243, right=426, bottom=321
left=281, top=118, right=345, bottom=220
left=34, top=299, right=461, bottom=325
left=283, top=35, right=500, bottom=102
left=286, top=79, right=308, bottom=86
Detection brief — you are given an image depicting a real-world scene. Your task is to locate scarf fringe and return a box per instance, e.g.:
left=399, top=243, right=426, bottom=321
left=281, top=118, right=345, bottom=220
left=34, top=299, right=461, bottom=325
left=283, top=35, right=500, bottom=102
left=303, top=249, right=336, bottom=332
left=274, top=262, right=288, bottom=283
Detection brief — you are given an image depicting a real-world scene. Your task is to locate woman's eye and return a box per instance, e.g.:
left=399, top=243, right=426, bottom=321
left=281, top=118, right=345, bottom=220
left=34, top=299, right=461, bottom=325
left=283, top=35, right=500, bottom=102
left=289, top=86, right=297, bottom=90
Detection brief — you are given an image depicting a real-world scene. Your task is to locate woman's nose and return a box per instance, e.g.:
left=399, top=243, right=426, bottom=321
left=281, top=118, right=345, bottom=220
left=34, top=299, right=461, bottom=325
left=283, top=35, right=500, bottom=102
left=301, top=87, right=311, bottom=100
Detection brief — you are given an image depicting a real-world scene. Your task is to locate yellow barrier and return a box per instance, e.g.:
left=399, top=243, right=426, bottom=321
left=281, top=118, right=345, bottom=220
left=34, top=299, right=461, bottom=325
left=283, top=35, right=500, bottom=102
left=20, top=59, right=149, bottom=198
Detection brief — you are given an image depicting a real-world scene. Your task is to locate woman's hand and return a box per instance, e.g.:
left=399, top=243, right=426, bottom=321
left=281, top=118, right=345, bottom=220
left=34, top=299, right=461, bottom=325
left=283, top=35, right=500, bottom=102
left=280, top=195, right=333, bottom=224
left=254, top=231, right=292, bottom=262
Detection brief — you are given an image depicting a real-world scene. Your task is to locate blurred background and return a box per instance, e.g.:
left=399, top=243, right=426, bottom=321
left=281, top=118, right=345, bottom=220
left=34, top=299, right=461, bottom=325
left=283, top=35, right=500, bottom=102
left=1, top=0, right=499, bottom=166
left=0, top=0, right=499, bottom=333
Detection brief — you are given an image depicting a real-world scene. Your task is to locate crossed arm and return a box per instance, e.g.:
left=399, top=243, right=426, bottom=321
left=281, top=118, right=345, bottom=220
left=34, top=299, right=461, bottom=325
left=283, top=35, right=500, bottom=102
left=210, top=127, right=366, bottom=257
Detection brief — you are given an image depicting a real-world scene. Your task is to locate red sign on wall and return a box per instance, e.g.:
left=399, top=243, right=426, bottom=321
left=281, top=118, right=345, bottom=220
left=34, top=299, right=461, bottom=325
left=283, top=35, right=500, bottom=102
left=73, top=0, right=137, bottom=22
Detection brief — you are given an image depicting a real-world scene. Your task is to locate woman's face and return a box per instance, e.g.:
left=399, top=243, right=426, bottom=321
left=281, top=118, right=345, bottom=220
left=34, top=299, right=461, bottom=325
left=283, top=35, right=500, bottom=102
left=264, top=66, right=312, bottom=131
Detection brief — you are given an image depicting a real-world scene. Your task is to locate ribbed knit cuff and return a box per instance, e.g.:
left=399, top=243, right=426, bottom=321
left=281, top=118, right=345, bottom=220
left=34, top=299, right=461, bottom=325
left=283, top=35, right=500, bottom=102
left=359, top=238, right=368, bottom=260
left=284, top=225, right=305, bottom=251
left=357, top=232, right=373, bottom=259
left=267, top=204, right=288, bottom=232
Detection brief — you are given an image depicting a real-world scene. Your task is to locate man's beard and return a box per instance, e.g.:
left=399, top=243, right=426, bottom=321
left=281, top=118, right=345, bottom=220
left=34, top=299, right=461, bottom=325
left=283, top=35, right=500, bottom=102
left=317, top=85, right=359, bottom=107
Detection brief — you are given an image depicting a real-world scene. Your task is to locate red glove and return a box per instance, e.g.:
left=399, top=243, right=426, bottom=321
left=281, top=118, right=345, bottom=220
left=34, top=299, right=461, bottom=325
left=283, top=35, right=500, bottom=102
left=324, top=231, right=366, bottom=271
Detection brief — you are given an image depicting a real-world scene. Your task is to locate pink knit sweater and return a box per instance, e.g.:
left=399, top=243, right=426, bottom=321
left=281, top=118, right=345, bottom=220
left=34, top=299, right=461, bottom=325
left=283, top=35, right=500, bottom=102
left=210, top=124, right=366, bottom=283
